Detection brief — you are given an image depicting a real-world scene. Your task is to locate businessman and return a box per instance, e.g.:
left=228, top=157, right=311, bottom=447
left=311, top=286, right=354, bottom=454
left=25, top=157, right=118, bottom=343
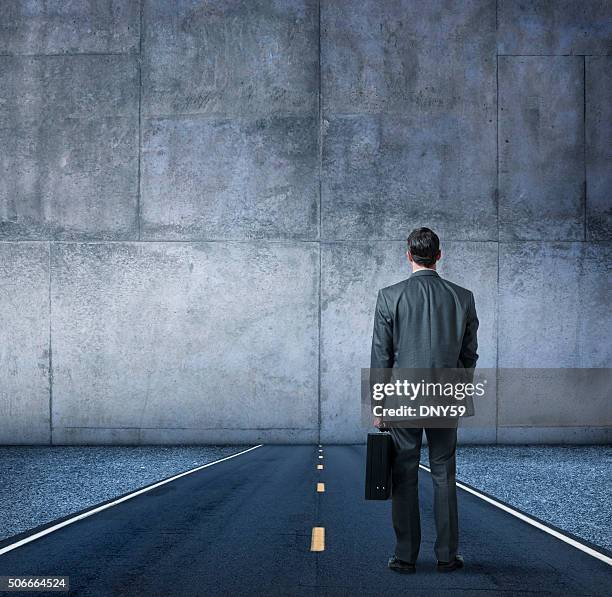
left=370, top=227, right=479, bottom=574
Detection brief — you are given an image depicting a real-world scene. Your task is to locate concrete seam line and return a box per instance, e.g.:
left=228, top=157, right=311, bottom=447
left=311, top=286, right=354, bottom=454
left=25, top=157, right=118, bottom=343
left=419, top=464, right=612, bottom=566
left=0, top=444, right=264, bottom=557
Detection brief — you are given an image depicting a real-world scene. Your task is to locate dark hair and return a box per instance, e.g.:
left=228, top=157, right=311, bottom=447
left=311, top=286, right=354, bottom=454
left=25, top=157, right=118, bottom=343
left=407, top=227, right=440, bottom=267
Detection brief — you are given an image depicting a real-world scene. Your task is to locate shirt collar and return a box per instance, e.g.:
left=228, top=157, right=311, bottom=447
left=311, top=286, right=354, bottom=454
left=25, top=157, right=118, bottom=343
left=410, top=269, right=439, bottom=277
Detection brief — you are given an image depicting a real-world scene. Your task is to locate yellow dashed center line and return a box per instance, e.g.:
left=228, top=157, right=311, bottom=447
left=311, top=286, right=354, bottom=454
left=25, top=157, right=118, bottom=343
left=312, top=446, right=326, bottom=553
left=310, top=527, right=325, bottom=552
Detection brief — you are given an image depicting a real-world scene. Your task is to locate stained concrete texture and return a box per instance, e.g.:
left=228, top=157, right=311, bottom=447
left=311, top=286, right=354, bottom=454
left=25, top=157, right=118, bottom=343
left=497, top=0, right=612, bottom=56
left=499, top=242, right=611, bottom=369
left=497, top=367, right=611, bottom=431
left=0, top=1, right=610, bottom=445
left=320, top=241, right=498, bottom=443
left=499, top=56, right=584, bottom=241
left=322, top=0, right=496, bottom=115
left=0, top=1, right=140, bottom=55
left=498, top=242, right=612, bottom=440
left=50, top=242, right=319, bottom=445
left=140, top=116, right=319, bottom=240
left=139, top=0, right=319, bottom=241
left=586, top=56, right=612, bottom=240
left=0, top=55, right=139, bottom=240
left=0, top=243, right=50, bottom=444
left=322, top=114, right=496, bottom=241
left=142, top=0, right=318, bottom=117
left=496, top=427, right=611, bottom=444
left=321, top=0, right=496, bottom=241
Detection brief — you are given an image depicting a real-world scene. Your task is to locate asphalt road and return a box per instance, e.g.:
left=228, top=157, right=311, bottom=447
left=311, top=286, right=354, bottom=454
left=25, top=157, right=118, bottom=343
left=0, top=445, right=610, bottom=596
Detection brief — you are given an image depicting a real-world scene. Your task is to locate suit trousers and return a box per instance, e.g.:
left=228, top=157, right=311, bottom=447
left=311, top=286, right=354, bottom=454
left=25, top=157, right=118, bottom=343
left=389, top=425, right=458, bottom=563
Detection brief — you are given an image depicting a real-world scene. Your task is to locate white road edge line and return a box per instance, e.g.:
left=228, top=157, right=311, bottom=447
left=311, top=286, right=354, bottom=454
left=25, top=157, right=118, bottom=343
left=0, top=444, right=264, bottom=557
left=419, top=463, right=612, bottom=566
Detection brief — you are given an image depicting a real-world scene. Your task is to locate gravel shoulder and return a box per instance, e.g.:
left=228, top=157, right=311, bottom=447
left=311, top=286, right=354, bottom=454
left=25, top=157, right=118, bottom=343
left=426, top=445, right=612, bottom=552
left=0, top=445, right=250, bottom=542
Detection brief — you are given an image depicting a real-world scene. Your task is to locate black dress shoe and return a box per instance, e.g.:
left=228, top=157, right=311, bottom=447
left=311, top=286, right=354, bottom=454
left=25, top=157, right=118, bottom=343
left=388, top=555, right=416, bottom=574
left=436, top=554, right=464, bottom=572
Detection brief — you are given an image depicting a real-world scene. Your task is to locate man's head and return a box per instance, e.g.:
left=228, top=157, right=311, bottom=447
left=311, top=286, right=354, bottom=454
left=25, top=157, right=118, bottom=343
left=406, top=227, right=441, bottom=271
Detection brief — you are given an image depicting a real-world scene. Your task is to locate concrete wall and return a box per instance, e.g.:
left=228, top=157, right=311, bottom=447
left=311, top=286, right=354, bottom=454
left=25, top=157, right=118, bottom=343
left=0, top=1, right=610, bottom=445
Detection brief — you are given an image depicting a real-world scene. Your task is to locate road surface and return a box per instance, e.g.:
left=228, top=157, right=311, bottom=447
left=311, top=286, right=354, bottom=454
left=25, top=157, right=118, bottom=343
left=0, top=445, right=610, bottom=596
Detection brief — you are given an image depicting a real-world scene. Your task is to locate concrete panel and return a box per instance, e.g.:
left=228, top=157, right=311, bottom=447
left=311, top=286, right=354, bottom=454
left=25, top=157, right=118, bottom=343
left=578, top=242, right=612, bottom=369
left=141, top=116, right=318, bottom=240
left=53, top=427, right=315, bottom=446
left=320, top=241, right=498, bottom=443
left=497, top=427, right=611, bottom=445
left=499, top=57, right=584, bottom=241
left=586, top=56, right=612, bottom=240
left=142, top=0, right=318, bottom=117
left=457, top=427, right=497, bottom=444
left=497, top=367, right=611, bottom=428
left=321, top=0, right=496, bottom=242
left=322, top=114, right=496, bottom=241
left=498, top=0, right=612, bottom=56
left=0, top=0, right=139, bottom=55
left=322, top=0, right=496, bottom=115
left=0, top=56, right=139, bottom=240
left=0, top=242, right=50, bottom=444
left=499, top=242, right=611, bottom=368
left=50, top=242, right=319, bottom=444
left=498, top=242, right=612, bottom=434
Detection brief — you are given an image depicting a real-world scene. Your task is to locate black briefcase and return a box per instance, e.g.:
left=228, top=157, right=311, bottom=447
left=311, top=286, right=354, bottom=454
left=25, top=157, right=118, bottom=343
left=365, top=431, right=393, bottom=500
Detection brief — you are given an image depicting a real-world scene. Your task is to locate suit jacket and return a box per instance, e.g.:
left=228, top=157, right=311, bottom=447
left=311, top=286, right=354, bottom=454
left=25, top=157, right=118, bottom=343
left=369, top=269, right=479, bottom=424
left=371, top=269, right=479, bottom=371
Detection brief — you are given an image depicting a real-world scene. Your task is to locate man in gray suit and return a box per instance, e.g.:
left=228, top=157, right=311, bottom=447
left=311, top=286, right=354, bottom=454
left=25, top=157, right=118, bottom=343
left=370, top=227, right=479, bottom=574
